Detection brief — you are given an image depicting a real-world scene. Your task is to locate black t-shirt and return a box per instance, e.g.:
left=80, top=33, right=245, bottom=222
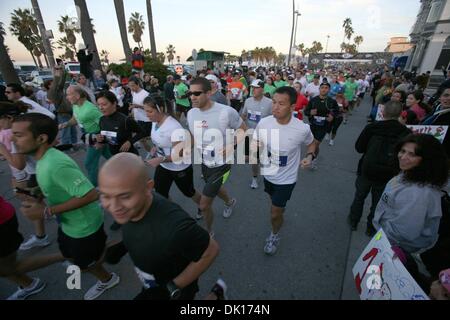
left=122, top=193, right=210, bottom=292
left=304, top=96, right=339, bottom=125
left=99, top=112, right=145, bottom=155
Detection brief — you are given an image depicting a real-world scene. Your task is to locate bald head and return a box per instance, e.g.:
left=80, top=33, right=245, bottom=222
left=99, top=153, right=154, bottom=224
left=100, top=153, right=149, bottom=186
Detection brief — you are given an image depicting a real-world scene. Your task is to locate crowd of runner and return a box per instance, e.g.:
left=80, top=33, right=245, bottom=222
left=0, top=60, right=449, bottom=300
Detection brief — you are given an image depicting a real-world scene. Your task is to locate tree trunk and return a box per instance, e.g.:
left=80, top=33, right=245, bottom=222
left=30, top=51, right=38, bottom=68
left=31, top=0, right=55, bottom=68
left=114, top=0, right=132, bottom=63
left=43, top=52, right=49, bottom=68
left=74, top=0, right=102, bottom=71
left=36, top=55, right=44, bottom=68
left=0, top=33, right=21, bottom=84
left=146, top=0, right=157, bottom=60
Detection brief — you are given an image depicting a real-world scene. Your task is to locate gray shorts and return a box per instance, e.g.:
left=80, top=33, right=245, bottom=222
left=201, top=164, right=231, bottom=198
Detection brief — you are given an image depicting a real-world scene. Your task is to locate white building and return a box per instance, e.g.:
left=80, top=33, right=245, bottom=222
left=406, top=0, right=450, bottom=82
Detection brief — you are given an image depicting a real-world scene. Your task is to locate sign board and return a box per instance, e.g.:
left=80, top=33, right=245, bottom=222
left=406, top=125, right=448, bottom=144
left=352, top=229, right=429, bottom=300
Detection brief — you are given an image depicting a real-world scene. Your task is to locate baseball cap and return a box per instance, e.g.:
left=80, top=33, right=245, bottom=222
left=320, top=82, right=331, bottom=88
left=205, top=74, right=218, bottom=84
left=314, top=74, right=320, bottom=79
left=24, top=82, right=34, bottom=86
left=287, top=75, right=294, bottom=80
left=233, top=71, right=240, bottom=76
left=250, top=79, right=265, bottom=88
left=337, top=87, right=345, bottom=94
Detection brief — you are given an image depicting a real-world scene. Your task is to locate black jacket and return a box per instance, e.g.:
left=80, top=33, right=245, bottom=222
left=355, top=120, right=411, bottom=178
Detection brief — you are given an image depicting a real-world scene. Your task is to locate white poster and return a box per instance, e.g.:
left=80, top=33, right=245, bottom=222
left=352, top=229, right=429, bottom=300
left=406, top=125, right=448, bottom=144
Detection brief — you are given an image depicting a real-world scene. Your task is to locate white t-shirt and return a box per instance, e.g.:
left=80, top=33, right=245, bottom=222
left=253, top=116, right=314, bottom=185
left=151, top=116, right=190, bottom=172
left=19, top=96, right=55, bottom=119
left=132, top=89, right=150, bottom=122
left=240, top=96, right=273, bottom=129
left=110, top=87, right=124, bottom=107
left=305, top=83, right=320, bottom=99
left=187, top=102, right=243, bottom=168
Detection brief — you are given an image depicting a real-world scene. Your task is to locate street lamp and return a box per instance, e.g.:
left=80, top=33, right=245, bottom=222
left=293, top=11, right=301, bottom=47
left=325, top=35, right=330, bottom=53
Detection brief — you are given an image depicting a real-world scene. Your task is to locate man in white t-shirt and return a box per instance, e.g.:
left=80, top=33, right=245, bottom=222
left=356, top=74, right=370, bottom=108
left=294, top=71, right=308, bottom=95
left=305, top=75, right=321, bottom=99
left=253, top=86, right=318, bottom=256
left=187, top=77, right=247, bottom=235
left=128, top=77, right=151, bottom=151
left=240, top=79, right=272, bottom=189
left=5, top=83, right=55, bottom=120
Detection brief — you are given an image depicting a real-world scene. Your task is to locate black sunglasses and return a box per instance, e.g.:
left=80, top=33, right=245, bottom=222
left=188, top=91, right=204, bottom=97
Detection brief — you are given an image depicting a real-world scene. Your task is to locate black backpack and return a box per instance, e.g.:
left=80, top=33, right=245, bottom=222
left=361, top=133, right=401, bottom=182
left=421, top=191, right=450, bottom=277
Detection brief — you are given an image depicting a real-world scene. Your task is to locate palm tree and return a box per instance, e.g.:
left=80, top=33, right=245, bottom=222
left=58, top=15, right=79, bottom=53
left=114, top=0, right=131, bottom=63
left=0, top=22, right=20, bottom=83
left=156, top=52, right=165, bottom=64
left=56, top=37, right=75, bottom=60
left=146, top=0, right=157, bottom=59
left=10, top=8, right=40, bottom=67
left=128, top=12, right=145, bottom=50
left=345, top=25, right=354, bottom=44
left=74, top=0, right=102, bottom=71
left=354, top=35, right=364, bottom=51
left=166, top=44, right=175, bottom=65
left=176, top=56, right=180, bottom=64
left=297, top=43, right=306, bottom=57
left=342, top=18, right=352, bottom=51
left=33, top=46, right=44, bottom=68
left=100, top=49, right=109, bottom=67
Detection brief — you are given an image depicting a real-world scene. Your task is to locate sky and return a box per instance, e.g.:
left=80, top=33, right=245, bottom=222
left=0, top=0, right=421, bottom=65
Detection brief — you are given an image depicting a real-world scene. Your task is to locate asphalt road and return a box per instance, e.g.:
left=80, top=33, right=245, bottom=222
left=0, top=97, right=376, bottom=300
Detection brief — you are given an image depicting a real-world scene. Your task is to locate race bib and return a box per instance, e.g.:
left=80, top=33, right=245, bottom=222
left=313, top=116, right=327, bottom=126
left=268, top=151, right=288, bottom=167
left=101, top=130, right=118, bottom=145
left=248, top=110, right=262, bottom=123
left=202, top=144, right=217, bottom=167
left=134, top=267, right=158, bottom=289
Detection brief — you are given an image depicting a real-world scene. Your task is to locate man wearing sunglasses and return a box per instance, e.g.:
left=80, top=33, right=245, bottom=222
left=186, top=77, right=247, bottom=236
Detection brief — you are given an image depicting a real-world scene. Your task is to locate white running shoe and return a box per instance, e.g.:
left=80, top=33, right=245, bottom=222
left=84, top=272, right=120, bottom=300
left=195, top=209, right=203, bottom=220
left=250, top=178, right=259, bottom=189
left=329, top=140, right=334, bottom=146
left=7, top=278, right=46, bottom=300
left=19, top=235, right=51, bottom=251
left=264, top=234, right=280, bottom=256
left=223, top=198, right=237, bottom=219
left=325, top=133, right=330, bottom=141
left=210, top=278, right=228, bottom=300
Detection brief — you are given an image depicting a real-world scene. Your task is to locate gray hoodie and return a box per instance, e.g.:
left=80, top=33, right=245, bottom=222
left=373, top=174, right=442, bottom=253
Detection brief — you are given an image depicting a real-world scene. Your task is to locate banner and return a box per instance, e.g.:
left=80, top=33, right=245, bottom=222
left=406, top=125, right=448, bottom=144
left=352, top=229, right=429, bottom=300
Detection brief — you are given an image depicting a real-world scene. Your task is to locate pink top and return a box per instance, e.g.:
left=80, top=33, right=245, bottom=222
left=410, top=104, right=427, bottom=121
left=0, top=129, right=13, bottom=152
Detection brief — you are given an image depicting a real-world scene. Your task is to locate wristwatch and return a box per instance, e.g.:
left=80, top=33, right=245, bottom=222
left=166, top=280, right=181, bottom=300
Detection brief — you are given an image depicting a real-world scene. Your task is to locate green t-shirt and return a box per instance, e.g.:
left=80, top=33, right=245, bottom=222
left=239, top=77, right=248, bottom=88
left=344, top=81, right=358, bottom=101
left=72, top=100, right=102, bottom=134
left=274, top=80, right=288, bottom=88
left=306, top=74, right=314, bottom=83
left=264, top=84, right=277, bottom=97
left=36, top=148, right=103, bottom=238
left=174, top=83, right=190, bottom=107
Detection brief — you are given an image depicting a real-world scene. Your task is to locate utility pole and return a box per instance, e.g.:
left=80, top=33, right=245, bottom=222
left=287, top=0, right=295, bottom=66
left=31, top=0, right=55, bottom=68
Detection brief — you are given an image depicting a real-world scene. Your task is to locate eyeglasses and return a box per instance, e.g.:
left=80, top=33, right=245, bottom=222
left=188, top=91, right=204, bottom=97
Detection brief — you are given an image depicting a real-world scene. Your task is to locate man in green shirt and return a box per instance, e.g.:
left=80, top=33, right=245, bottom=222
left=14, top=113, right=120, bottom=300
left=344, top=75, right=358, bottom=114
left=173, top=74, right=191, bottom=120
left=60, top=85, right=111, bottom=186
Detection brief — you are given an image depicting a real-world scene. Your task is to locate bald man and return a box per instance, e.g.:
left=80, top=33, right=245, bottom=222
left=99, top=153, right=221, bottom=300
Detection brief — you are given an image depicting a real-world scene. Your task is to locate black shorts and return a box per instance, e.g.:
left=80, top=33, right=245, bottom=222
left=134, top=281, right=198, bottom=300
left=154, top=165, right=196, bottom=199
left=176, top=104, right=191, bottom=115
left=264, top=178, right=296, bottom=208
left=0, top=214, right=23, bottom=258
left=310, top=124, right=328, bottom=142
left=57, top=225, right=107, bottom=270
left=244, top=136, right=260, bottom=162
left=201, top=164, right=231, bottom=198
left=358, top=93, right=365, bottom=99
left=137, top=121, right=152, bottom=137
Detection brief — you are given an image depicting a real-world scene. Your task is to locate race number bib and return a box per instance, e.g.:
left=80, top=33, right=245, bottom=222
left=248, top=110, right=262, bottom=123
left=313, top=116, right=327, bottom=126
left=101, top=130, right=118, bottom=145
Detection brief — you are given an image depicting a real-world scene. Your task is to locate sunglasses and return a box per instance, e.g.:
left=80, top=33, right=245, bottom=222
left=188, top=91, right=204, bottom=97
